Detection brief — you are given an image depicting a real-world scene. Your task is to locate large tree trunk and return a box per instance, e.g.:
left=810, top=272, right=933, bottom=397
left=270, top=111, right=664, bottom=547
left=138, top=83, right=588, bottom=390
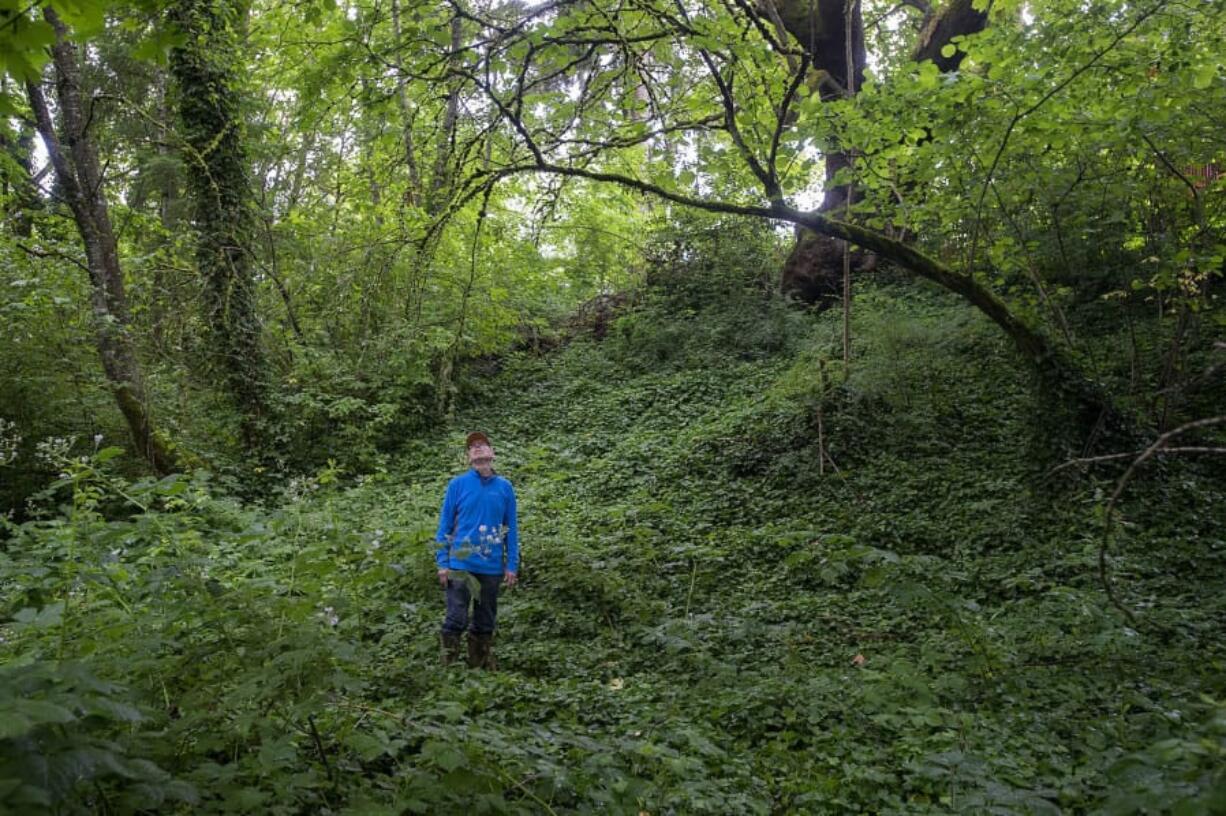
left=770, top=0, right=867, bottom=207
left=776, top=0, right=989, bottom=303
left=171, top=0, right=268, bottom=450
left=25, top=10, right=177, bottom=474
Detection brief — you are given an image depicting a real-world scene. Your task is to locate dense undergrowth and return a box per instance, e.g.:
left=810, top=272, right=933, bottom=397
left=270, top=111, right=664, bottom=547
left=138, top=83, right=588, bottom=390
left=3, top=270, right=1226, bottom=814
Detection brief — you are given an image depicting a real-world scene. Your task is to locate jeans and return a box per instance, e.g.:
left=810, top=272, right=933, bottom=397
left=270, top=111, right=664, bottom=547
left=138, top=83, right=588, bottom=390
left=442, top=572, right=502, bottom=635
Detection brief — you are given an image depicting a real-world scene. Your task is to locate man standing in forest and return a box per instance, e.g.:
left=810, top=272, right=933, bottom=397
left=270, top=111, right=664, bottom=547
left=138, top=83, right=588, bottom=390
left=436, top=432, right=519, bottom=669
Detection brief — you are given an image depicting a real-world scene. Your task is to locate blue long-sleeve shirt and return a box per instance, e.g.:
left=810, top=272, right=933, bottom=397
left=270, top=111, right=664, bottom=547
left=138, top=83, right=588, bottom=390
left=435, top=469, right=519, bottom=575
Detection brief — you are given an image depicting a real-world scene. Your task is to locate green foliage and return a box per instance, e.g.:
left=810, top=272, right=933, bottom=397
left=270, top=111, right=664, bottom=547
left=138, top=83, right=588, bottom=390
left=847, top=0, right=1226, bottom=316
left=6, top=0, right=1222, bottom=500
left=0, top=2, right=105, bottom=105
left=0, top=236, right=127, bottom=517
left=603, top=212, right=806, bottom=371
left=266, top=337, right=438, bottom=473
left=1101, top=699, right=1226, bottom=815
left=3, top=281, right=1225, bottom=812
left=2, top=0, right=1225, bottom=810
left=0, top=660, right=197, bottom=812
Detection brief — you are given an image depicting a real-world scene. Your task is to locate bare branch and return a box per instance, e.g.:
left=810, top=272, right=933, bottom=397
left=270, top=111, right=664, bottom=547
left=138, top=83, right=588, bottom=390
left=768, top=52, right=810, bottom=191
left=16, top=241, right=93, bottom=275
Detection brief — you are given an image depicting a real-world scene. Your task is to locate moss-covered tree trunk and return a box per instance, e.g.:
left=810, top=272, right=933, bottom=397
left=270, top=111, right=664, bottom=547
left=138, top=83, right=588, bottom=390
left=25, top=10, right=178, bottom=474
left=171, top=0, right=267, bottom=449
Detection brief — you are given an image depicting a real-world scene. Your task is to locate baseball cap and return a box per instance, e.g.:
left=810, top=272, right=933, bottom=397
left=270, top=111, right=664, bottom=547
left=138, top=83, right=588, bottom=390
left=466, top=432, right=492, bottom=449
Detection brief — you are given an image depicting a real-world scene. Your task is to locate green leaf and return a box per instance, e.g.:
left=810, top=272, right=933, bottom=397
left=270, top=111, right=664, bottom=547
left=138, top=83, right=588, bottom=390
left=21, top=20, right=57, bottom=50
left=131, top=30, right=187, bottom=65
left=15, top=698, right=77, bottom=726
left=53, top=1, right=108, bottom=39
left=0, top=713, right=34, bottom=740
left=84, top=697, right=143, bottom=723
left=345, top=731, right=389, bottom=761
left=0, top=92, right=19, bottom=118
left=916, top=62, right=940, bottom=90
left=422, top=739, right=466, bottom=772
left=13, top=603, right=64, bottom=628
left=1192, top=63, right=1217, bottom=89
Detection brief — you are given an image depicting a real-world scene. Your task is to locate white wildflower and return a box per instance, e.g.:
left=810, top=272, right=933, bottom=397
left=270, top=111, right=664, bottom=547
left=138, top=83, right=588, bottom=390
left=35, top=435, right=76, bottom=466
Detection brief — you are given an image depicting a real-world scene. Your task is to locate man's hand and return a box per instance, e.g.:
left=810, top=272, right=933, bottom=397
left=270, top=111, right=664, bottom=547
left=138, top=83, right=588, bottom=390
left=503, top=570, right=518, bottom=587
left=438, top=569, right=449, bottom=588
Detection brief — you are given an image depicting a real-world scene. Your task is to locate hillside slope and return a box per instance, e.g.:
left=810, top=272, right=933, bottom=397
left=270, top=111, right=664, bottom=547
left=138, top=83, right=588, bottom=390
left=3, top=283, right=1224, bottom=814
left=340, top=285, right=1226, bottom=813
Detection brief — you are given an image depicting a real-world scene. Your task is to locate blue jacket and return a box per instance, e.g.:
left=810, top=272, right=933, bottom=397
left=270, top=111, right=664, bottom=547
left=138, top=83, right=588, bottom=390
left=435, top=469, right=519, bottom=575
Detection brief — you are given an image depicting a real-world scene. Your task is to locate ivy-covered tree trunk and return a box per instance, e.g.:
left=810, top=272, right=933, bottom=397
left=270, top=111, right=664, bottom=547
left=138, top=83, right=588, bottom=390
left=171, top=0, right=268, bottom=449
left=25, top=10, right=177, bottom=474
left=775, top=0, right=988, bottom=303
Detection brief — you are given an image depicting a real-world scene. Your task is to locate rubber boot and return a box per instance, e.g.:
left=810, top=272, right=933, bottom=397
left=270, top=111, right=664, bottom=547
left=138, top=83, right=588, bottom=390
left=466, top=632, right=497, bottom=670
left=440, top=632, right=463, bottom=667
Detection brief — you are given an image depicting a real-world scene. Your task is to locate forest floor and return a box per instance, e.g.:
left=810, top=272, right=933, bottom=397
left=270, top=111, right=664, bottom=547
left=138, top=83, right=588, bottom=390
left=4, top=283, right=1226, bottom=814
